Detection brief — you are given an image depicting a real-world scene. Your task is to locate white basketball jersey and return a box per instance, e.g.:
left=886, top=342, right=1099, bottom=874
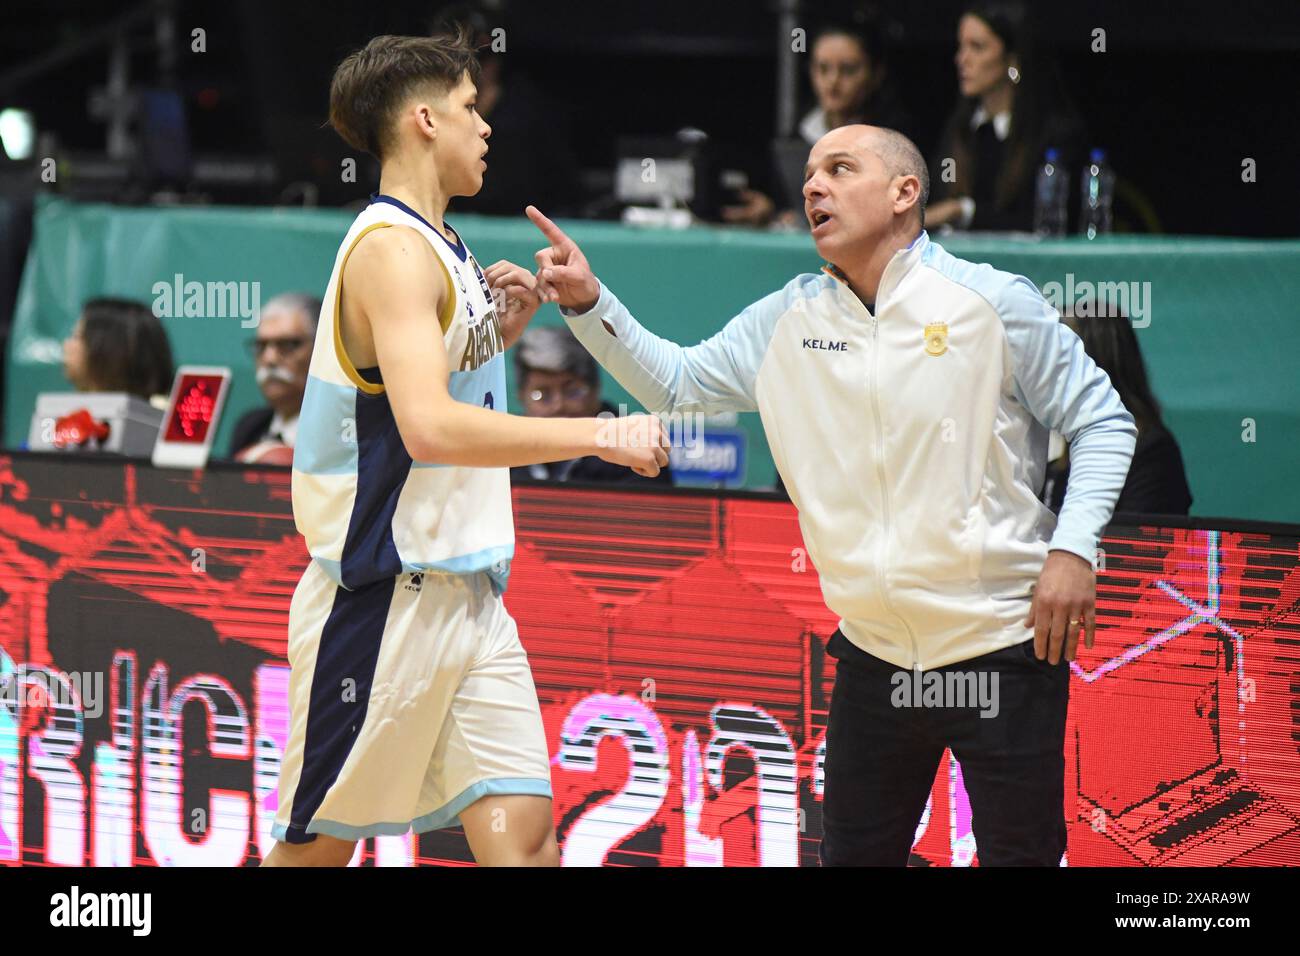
left=291, top=194, right=513, bottom=592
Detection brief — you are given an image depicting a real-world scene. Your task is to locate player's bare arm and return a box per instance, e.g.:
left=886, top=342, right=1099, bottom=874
left=345, top=225, right=669, bottom=475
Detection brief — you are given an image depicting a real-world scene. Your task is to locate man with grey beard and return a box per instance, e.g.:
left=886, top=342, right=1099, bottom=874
left=228, top=292, right=322, bottom=460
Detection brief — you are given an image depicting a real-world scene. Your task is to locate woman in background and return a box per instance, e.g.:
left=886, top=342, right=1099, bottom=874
left=927, top=2, right=1084, bottom=231
left=794, top=17, right=911, bottom=147
left=62, top=297, right=175, bottom=404
left=1042, top=305, right=1193, bottom=515
left=724, top=13, right=910, bottom=225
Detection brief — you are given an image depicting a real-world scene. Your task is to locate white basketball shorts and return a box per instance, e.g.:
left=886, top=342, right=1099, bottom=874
left=271, top=561, right=552, bottom=845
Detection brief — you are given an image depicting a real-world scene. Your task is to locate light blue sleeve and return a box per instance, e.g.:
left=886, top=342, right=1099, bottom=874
left=998, top=276, right=1138, bottom=563
left=560, top=277, right=814, bottom=416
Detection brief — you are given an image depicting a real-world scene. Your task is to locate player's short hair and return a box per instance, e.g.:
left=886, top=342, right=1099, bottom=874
left=870, top=128, right=930, bottom=227
left=514, top=325, right=599, bottom=388
left=329, top=28, right=481, bottom=160
left=261, top=292, right=323, bottom=332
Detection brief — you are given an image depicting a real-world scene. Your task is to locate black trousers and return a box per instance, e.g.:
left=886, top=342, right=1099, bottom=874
left=819, top=630, right=1070, bottom=866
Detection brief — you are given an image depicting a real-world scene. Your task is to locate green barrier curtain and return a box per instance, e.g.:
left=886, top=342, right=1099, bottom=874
left=8, top=195, right=1299, bottom=522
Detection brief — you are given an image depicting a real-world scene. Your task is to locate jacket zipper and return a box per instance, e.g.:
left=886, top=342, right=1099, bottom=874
left=869, top=307, right=922, bottom=671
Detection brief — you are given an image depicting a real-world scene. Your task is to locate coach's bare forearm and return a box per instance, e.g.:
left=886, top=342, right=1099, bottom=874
left=404, top=401, right=606, bottom=468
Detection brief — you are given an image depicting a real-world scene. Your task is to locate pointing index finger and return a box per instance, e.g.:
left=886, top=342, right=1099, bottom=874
left=526, top=204, right=571, bottom=248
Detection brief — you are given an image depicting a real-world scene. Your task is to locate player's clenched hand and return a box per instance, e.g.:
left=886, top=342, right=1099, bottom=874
left=594, top=413, right=670, bottom=478
left=483, top=259, right=543, bottom=349
left=526, top=205, right=601, bottom=313
left=1024, top=549, right=1097, bottom=664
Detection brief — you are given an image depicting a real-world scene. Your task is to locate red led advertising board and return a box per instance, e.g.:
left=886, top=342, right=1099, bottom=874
left=0, top=452, right=1296, bottom=866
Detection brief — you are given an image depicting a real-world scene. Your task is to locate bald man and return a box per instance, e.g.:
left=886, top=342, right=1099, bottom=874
left=510, top=125, right=1136, bottom=866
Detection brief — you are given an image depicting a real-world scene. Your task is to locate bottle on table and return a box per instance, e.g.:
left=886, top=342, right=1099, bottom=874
left=1080, top=147, right=1115, bottom=239
left=1032, top=147, right=1069, bottom=237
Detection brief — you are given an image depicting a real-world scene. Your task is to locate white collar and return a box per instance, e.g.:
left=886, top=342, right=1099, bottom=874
left=799, top=108, right=829, bottom=144
left=970, top=106, right=1011, bottom=141
left=824, top=230, right=930, bottom=311
left=269, top=411, right=298, bottom=446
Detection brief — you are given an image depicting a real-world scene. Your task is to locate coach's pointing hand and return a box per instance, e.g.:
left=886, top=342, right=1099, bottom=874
left=526, top=205, right=600, bottom=313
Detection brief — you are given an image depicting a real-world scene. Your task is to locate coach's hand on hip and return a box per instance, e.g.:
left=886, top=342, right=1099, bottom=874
left=526, top=205, right=600, bottom=313
left=1025, top=549, right=1097, bottom=664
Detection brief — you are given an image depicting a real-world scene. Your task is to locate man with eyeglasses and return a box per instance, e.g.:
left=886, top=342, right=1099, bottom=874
left=228, top=291, right=322, bottom=462
left=511, top=325, right=673, bottom=485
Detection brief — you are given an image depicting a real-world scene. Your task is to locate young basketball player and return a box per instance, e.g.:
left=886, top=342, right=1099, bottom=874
left=261, top=30, right=668, bottom=867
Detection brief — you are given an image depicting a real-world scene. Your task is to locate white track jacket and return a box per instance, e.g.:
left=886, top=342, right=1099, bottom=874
left=563, top=230, right=1137, bottom=670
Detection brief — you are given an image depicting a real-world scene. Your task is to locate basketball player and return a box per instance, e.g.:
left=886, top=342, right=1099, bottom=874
left=524, top=125, right=1137, bottom=865
left=261, top=31, right=668, bottom=867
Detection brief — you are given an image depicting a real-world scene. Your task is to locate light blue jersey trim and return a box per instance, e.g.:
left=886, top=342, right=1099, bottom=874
left=312, top=556, right=345, bottom=585
left=561, top=273, right=829, bottom=417
left=409, top=356, right=507, bottom=470
left=308, top=552, right=511, bottom=593
left=445, top=352, right=504, bottom=405
left=270, top=777, right=552, bottom=843
left=410, top=777, right=551, bottom=833
left=293, top=376, right=360, bottom=475
left=401, top=544, right=514, bottom=577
